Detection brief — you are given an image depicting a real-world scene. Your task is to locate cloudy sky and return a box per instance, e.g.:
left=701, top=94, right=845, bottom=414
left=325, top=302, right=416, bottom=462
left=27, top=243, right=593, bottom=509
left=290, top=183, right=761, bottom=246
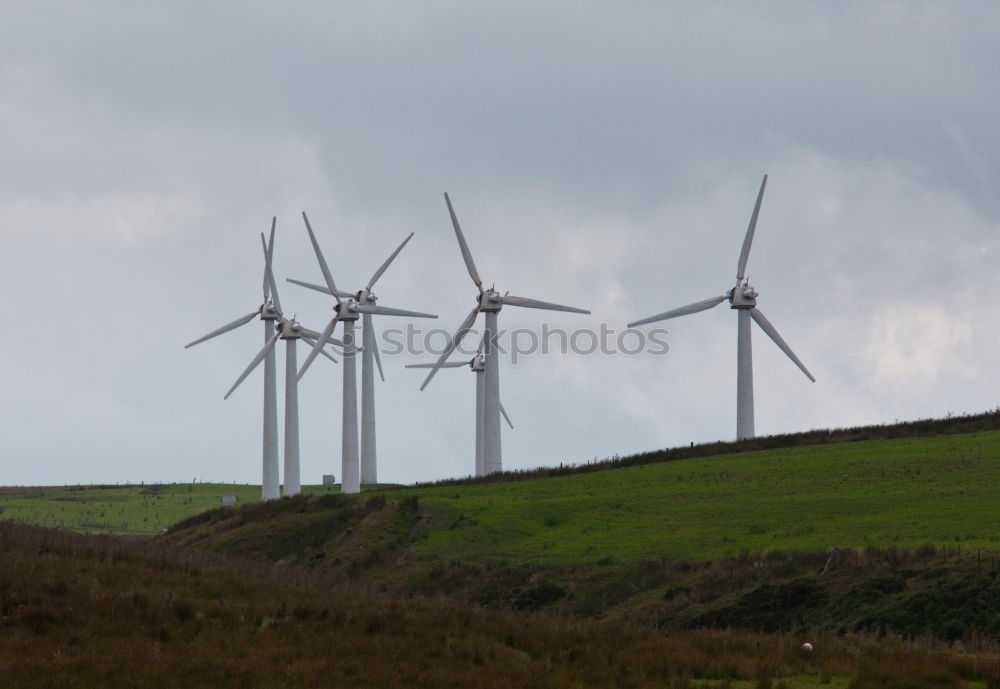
left=2, top=2, right=998, bottom=487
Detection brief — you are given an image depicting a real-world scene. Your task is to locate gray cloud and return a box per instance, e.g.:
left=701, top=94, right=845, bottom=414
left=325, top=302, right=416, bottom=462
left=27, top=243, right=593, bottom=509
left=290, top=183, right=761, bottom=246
left=1, top=1, right=998, bottom=486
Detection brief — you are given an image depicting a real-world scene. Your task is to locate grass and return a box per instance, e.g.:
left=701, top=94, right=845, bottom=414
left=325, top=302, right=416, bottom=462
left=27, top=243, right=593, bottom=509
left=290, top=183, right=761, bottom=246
left=5, top=431, right=1000, bottom=566
left=6, top=424, right=1000, bottom=683
left=0, top=483, right=265, bottom=534
left=160, top=490, right=1000, bottom=642
left=3, top=520, right=1000, bottom=689
left=399, top=431, right=1000, bottom=564
left=0, top=482, right=392, bottom=536
left=7, top=414, right=1000, bottom=683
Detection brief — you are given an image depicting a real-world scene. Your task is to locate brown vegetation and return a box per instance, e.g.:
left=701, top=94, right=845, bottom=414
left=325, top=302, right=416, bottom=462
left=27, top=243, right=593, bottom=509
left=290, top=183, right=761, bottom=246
left=162, top=493, right=1000, bottom=644
left=3, top=521, right=1000, bottom=687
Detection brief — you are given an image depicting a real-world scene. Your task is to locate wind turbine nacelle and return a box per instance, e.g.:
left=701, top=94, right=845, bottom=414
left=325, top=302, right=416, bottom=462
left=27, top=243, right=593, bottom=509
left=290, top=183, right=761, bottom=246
left=479, top=289, right=503, bottom=312
left=471, top=355, right=486, bottom=372
left=336, top=300, right=362, bottom=321
left=279, top=320, right=302, bottom=340
left=260, top=302, right=281, bottom=320
left=729, top=285, right=758, bottom=310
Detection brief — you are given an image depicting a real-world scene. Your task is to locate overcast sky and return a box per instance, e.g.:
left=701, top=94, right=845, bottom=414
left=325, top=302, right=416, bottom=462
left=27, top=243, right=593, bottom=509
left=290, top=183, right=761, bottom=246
left=2, top=2, right=998, bottom=487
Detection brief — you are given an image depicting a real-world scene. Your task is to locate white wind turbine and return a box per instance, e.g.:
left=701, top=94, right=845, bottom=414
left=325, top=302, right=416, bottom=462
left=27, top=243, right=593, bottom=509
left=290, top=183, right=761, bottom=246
left=627, top=175, right=815, bottom=440
left=406, top=334, right=513, bottom=477
left=295, top=212, right=437, bottom=494
left=230, top=230, right=343, bottom=497
left=185, top=220, right=340, bottom=500
left=419, top=193, right=590, bottom=475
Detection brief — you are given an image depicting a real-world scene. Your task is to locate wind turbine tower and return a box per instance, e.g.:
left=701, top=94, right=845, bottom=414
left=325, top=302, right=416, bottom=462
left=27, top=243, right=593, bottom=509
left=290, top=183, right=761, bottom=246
left=259, top=231, right=341, bottom=497
left=420, top=193, right=589, bottom=475
left=295, top=213, right=437, bottom=493
left=406, top=336, right=513, bottom=476
left=184, top=218, right=281, bottom=500
left=185, top=219, right=339, bottom=500
left=185, top=219, right=282, bottom=500
left=627, top=175, right=815, bottom=440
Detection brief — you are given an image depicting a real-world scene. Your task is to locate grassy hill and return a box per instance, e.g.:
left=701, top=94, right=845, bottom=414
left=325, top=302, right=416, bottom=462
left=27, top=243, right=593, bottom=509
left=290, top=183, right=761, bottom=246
left=397, top=431, right=1000, bottom=564
left=3, top=520, right=999, bottom=688
left=165, top=490, right=1000, bottom=643
left=163, top=429, right=1000, bottom=565
left=0, top=482, right=264, bottom=535
left=6, top=410, right=1000, bottom=553
left=155, top=425, right=1000, bottom=642
left=6, top=413, right=1000, bottom=642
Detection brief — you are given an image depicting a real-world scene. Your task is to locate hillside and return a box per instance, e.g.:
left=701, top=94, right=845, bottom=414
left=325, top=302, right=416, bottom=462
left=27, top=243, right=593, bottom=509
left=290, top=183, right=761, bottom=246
left=3, top=520, right=1000, bottom=688
left=163, top=429, right=1000, bottom=640
left=5, top=409, right=1000, bottom=540
left=398, top=431, right=1000, bottom=564
left=167, top=429, right=1000, bottom=566
left=0, top=482, right=263, bottom=535
left=6, top=415, right=1000, bottom=641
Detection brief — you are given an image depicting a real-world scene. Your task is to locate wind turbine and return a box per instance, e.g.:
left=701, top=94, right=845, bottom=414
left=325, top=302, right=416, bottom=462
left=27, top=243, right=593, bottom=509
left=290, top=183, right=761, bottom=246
left=406, top=335, right=513, bottom=477
left=185, top=219, right=339, bottom=500
left=627, top=175, right=815, bottom=440
left=235, top=230, right=342, bottom=497
left=419, top=193, right=590, bottom=475
left=184, top=218, right=282, bottom=500
left=295, top=212, right=437, bottom=494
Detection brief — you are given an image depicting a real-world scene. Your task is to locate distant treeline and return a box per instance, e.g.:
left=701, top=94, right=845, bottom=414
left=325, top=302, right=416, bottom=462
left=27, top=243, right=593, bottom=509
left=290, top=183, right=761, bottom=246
left=409, top=408, right=1000, bottom=489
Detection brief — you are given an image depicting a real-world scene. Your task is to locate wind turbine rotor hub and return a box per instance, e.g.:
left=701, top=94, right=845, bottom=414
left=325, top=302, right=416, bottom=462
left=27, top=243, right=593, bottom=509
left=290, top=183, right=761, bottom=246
left=729, top=284, right=758, bottom=310
left=260, top=302, right=281, bottom=320
left=279, top=318, right=302, bottom=340
left=479, top=288, right=503, bottom=312
left=336, top=299, right=361, bottom=321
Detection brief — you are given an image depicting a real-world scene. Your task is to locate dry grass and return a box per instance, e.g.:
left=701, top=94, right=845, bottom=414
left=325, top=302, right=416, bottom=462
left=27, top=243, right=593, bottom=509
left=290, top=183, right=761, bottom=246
left=2, top=522, right=1000, bottom=688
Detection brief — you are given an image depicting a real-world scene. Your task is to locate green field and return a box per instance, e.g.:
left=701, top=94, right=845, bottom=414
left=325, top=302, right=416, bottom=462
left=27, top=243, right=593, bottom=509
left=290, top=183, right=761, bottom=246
left=0, top=483, right=265, bottom=534
left=4, top=430, right=1000, bottom=565
left=6, top=425, right=1000, bottom=679
left=400, top=431, right=1000, bottom=564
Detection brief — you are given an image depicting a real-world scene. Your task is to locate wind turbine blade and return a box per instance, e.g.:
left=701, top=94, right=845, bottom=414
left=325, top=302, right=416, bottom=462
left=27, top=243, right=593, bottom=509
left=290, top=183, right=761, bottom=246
left=499, top=400, right=514, bottom=429
left=261, top=229, right=282, bottom=315
left=749, top=308, right=815, bottom=382
left=224, top=330, right=281, bottom=400
left=405, top=361, right=467, bottom=369
left=287, top=278, right=344, bottom=298
left=372, top=335, right=385, bottom=382
left=266, top=222, right=281, bottom=312
left=627, top=295, right=727, bottom=328
left=301, top=335, right=339, bottom=364
left=298, top=312, right=340, bottom=380
left=501, top=295, right=590, bottom=314
left=737, top=174, right=767, bottom=281
left=263, top=217, right=276, bottom=299
left=420, top=305, right=480, bottom=391
left=301, top=212, right=342, bottom=303
left=357, top=304, right=438, bottom=319
left=444, top=192, right=483, bottom=289
left=367, top=232, right=414, bottom=291
left=300, top=327, right=345, bottom=348
left=184, top=311, right=259, bottom=348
